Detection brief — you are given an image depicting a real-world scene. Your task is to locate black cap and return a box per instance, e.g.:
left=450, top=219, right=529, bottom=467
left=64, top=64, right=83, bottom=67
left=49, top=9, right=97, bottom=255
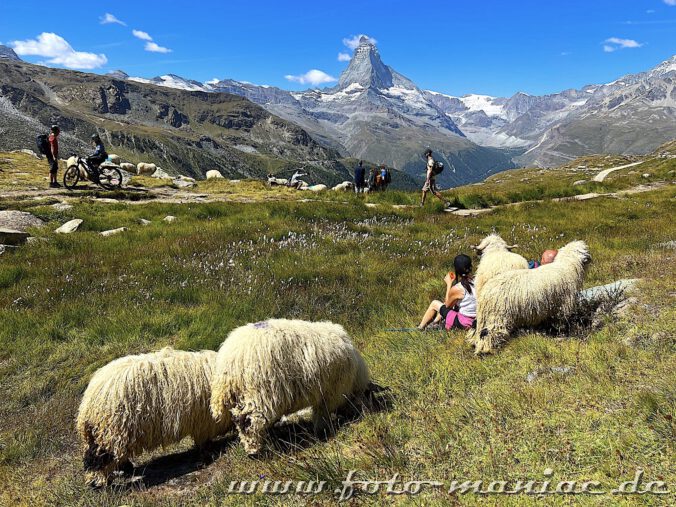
left=453, top=254, right=472, bottom=276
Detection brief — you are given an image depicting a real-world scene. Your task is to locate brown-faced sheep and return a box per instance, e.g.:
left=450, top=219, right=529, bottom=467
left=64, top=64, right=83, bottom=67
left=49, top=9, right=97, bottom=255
left=210, top=319, right=370, bottom=455
left=473, top=234, right=529, bottom=296
left=469, top=240, right=591, bottom=354
left=76, top=347, right=231, bottom=487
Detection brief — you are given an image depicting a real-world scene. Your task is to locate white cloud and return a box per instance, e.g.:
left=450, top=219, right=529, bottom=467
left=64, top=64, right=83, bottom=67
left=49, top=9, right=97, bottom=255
left=132, top=30, right=153, bottom=41
left=664, top=0, right=676, bottom=6
left=342, top=34, right=377, bottom=50
left=205, top=78, right=220, bottom=85
left=100, top=13, right=126, bottom=26
left=337, top=52, right=351, bottom=62
left=145, top=41, right=172, bottom=53
left=603, top=37, right=643, bottom=52
left=284, top=69, right=337, bottom=86
left=10, top=32, right=107, bottom=69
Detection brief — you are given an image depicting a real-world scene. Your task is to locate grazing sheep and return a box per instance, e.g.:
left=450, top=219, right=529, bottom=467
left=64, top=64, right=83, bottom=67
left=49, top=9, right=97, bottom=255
left=136, top=162, right=157, bottom=176
left=77, top=347, right=231, bottom=487
left=206, top=169, right=224, bottom=179
left=473, top=234, right=529, bottom=296
left=267, top=176, right=289, bottom=186
left=107, top=154, right=121, bottom=165
left=332, top=181, right=354, bottom=192
left=210, top=319, right=370, bottom=455
left=119, top=162, right=135, bottom=172
left=469, top=240, right=591, bottom=354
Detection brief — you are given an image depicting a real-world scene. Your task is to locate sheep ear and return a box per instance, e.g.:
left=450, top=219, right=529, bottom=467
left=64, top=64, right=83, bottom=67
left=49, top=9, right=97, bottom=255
left=507, top=244, right=519, bottom=251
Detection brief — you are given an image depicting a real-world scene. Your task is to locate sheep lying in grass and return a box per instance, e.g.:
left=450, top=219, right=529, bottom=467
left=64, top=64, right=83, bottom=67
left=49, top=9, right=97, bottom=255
left=136, top=162, right=157, bottom=176
left=469, top=240, right=592, bottom=354
left=332, top=181, right=354, bottom=191
left=76, top=347, right=231, bottom=487
left=210, top=319, right=370, bottom=455
left=473, top=234, right=529, bottom=296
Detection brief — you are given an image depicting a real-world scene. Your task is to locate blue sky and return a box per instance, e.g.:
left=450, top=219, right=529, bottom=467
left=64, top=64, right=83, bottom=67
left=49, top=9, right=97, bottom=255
left=1, top=0, right=675, bottom=97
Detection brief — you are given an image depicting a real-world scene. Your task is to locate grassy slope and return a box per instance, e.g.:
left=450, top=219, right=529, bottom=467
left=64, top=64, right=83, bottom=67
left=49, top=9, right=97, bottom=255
left=0, top=154, right=674, bottom=506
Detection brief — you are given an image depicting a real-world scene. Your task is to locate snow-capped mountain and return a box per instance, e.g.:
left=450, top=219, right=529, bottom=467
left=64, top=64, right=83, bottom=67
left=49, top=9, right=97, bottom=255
left=519, top=55, right=676, bottom=166
left=425, top=55, right=676, bottom=165
left=108, top=44, right=676, bottom=170
left=207, top=37, right=513, bottom=185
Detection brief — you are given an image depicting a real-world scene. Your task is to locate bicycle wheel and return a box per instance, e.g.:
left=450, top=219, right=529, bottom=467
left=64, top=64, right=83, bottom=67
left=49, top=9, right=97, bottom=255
left=99, top=167, right=123, bottom=190
left=63, top=165, right=80, bottom=190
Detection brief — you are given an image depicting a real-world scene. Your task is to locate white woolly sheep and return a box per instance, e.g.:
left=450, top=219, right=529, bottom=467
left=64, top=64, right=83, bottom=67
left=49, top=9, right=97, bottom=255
left=76, top=347, right=231, bottom=487
left=473, top=233, right=529, bottom=296
left=210, top=319, right=370, bottom=455
left=332, top=181, right=354, bottom=192
left=66, top=155, right=88, bottom=180
left=206, top=169, right=224, bottom=179
left=119, top=162, right=136, bottom=172
left=107, top=154, right=121, bottom=165
left=267, top=176, right=289, bottom=186
left=307, top=184, right=328, bottom=192
left=136, top=162, right=157, bottom=176
left=468, top=240, right=592, bottom=354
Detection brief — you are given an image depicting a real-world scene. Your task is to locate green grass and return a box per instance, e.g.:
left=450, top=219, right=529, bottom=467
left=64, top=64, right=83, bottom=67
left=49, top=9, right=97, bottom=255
left=0, top=153, right=674, bottom=506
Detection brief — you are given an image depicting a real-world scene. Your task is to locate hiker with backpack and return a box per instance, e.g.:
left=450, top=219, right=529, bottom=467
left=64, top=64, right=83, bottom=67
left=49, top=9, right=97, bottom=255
left=421, top=149, right=452, bottom=208
left=380, top=164, right=391, bottom=190
left=37, top=125, right=61, bottom=188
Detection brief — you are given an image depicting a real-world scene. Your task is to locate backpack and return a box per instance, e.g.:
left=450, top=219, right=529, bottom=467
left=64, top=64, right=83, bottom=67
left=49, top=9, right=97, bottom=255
left=432, top=161, right=444, bottom=175
left=36, top=134, right=50, bottom=155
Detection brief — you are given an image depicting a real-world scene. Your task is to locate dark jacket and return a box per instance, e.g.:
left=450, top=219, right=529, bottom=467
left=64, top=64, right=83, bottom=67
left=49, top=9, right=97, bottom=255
left=354, top=165, right=365, bottom=185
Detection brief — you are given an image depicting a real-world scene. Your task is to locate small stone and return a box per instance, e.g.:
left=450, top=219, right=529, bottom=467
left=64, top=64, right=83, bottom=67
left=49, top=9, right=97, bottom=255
left=100, top=227, right=128, bottom=237
left=163, top=215, right=176, bottom=223
left=173, top=179, right=194, bottom=188
left=642, top=173, right=650, bottom=178
left=55, top=219, right=83, bottom=234
left=0, top=228, right=29, bottom=245
left=139, top=219, right=151, bottom=226
left=52, top=202, right=73, bottom=211
left=572, top=180, right=586, bottom=186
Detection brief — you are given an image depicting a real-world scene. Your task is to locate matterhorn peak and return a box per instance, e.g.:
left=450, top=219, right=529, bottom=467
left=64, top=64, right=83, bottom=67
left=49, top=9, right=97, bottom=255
left=337, top=36, right=394, bottom=90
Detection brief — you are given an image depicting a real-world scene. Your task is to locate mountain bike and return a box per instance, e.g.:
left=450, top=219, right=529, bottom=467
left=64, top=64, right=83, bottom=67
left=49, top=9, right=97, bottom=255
left=63, top=155, right=123, bottom=190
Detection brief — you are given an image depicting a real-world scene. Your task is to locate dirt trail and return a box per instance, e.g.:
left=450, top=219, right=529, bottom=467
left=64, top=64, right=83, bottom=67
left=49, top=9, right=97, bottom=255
left=0, top=181, right=670, bottom=214
left=593, top=161, right=647, bottom=182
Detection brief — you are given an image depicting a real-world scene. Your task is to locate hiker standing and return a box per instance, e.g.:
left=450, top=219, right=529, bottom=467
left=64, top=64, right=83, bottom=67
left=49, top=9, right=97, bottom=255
left=420, top=149, right=451, bottom=208
left=354, top=160, right=365, bottom=193
left=367, top=166, right=377, bottom=192
left=47, top=125, right=61, bottom=188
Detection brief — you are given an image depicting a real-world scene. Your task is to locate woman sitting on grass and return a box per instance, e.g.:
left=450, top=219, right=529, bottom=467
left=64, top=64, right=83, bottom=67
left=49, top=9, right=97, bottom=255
left=418, top=254, right=477, bottom=331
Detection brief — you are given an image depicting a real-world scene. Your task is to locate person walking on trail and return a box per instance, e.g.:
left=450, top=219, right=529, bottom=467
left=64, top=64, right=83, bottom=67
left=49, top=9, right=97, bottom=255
left=418, top=254, right=477, bottom=331
left=47, top=125, right=61, bottom=188
left=354, top=160, right=366, bottom=193
left=420, top=149, right=451, bottom=208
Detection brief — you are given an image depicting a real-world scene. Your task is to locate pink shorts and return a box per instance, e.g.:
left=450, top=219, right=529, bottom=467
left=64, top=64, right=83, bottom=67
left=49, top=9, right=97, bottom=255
left=443, top=309, right=475, bottom=330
